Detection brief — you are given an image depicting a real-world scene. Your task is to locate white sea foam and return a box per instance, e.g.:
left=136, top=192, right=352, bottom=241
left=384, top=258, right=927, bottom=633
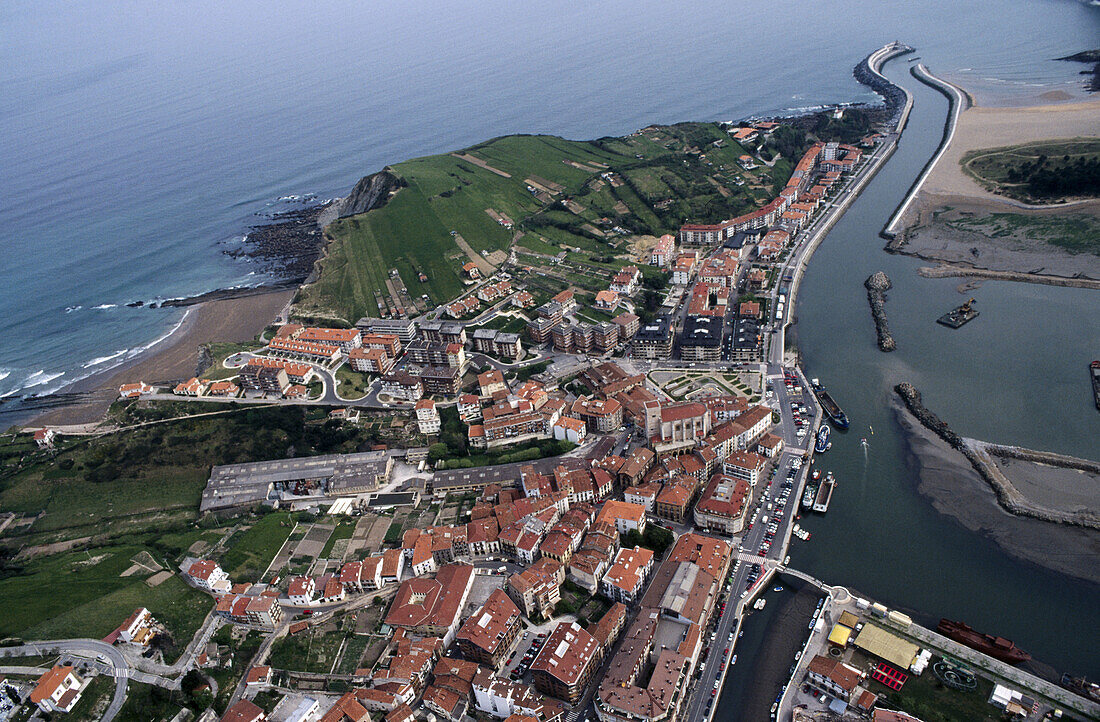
left=23, top=370, right=65, bottom=389
left=82, top=349, right=128, bottom=368
left=93, top=303, right=117, bottom=310
left=0, top=370, right=10, bottom=382
left=65, top=305, right=83, bottom=313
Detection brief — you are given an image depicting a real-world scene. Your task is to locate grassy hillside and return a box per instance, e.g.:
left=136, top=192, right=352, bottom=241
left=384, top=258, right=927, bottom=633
left=295, top=123, right=789, bottom=323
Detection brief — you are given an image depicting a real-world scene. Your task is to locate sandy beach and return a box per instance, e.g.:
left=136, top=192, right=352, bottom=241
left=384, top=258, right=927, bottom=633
left=894, top=91, right=1100, bottom=281
left=895, top=404, right=1100, bottom=586
left=32, top=289, right=294, bottom=428
left=920, top=95, right=1100, bottom=207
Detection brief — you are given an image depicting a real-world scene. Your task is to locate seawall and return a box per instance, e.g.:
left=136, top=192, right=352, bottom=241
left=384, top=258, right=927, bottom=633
left=882, top=63, right=969, bottom=239
left=782, top=44, right=913, bottom=331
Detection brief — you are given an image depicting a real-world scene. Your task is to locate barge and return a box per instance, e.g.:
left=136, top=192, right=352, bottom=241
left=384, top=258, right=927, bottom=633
left=810, top=378, right=850, bottom=429
left=937, top=297, right=979, bottom=328
left=812, top=472, right=835, bottom=513
left=1091, top=360, right=1100, bottom=411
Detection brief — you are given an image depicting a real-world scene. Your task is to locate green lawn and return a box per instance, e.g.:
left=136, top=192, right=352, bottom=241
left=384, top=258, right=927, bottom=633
left=869, top=656, right=1000, bottom=722
left=199, top=340, right=264, bottom=382
left=0, top=538, right=210, bottom=654
left=335, top=365, right=373, bottom=400
left=218, top=512, right=295, bottom=582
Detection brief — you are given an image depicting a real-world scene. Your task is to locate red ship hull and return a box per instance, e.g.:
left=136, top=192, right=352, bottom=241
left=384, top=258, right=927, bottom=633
left=937, top=619, right=1031, bottom=664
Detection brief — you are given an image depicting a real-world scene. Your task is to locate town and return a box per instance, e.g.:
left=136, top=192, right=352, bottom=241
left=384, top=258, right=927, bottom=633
left=3, top=42, right=1096, bottom=722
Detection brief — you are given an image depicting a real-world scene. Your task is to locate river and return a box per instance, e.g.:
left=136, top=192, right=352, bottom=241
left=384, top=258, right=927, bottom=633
left=787, top=57, right=1100, bottom=678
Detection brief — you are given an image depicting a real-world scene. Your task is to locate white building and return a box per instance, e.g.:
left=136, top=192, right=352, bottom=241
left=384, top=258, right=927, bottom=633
left=415, top=399, right=441, bottom=435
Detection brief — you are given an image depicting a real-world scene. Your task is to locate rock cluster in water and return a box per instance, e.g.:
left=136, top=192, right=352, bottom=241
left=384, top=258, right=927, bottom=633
left=864, top=271, right=896, bottom=352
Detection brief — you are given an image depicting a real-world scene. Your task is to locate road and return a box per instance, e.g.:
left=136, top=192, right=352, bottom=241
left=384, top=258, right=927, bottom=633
left=0, top=639, right=132, bottom=722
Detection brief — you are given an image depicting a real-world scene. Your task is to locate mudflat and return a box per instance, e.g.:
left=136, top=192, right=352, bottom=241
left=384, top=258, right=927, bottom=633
left=896, top=90, right=1100, bottom=280
left=33, top=289, right=294, bottom=427
left=895, top=405, right=1100, bottom=586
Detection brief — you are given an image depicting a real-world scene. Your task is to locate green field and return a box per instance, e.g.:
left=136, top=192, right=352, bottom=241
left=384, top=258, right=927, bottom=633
left=0, top=405, right=380, bottom=549
left=0, top=534, right=210, bottom=648
left=218, top=512, right=295, bottom=582
left=295, top=123, right=789, bottom=323
left=961, top=138, right=1100, bottom=202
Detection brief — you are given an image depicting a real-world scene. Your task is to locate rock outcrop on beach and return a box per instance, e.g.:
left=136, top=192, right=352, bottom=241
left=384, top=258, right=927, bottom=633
left=338, top=169, right=405, bottom=218
left=864, top=271, right=896, bottom=351
left=894, top=382, right=1100, bottom=530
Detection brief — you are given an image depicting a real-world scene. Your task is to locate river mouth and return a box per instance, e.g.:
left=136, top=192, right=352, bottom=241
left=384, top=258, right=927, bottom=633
left=788, top=52, right=1100, bottom=678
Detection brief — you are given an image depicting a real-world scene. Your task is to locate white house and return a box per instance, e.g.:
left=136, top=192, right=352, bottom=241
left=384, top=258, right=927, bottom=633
left=287, top=576, right=317, bottom=606
left=552, top=417, right=587, bottom=444
left=415, top=399, right=441, bottom=435
left=186, top=560, right=228, bottom=592
left=29, top=666, right=87, bottom=714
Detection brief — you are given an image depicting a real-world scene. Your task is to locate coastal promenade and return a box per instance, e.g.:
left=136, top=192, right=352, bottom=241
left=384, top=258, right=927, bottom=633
left=882, top=63, right=968, bottom=238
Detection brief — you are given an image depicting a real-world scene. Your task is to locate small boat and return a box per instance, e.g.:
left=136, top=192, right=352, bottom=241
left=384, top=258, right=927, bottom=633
left=754, top=598, right=767, bottom=610
left=730, top=654, right=737, bottom=665
left=815, top=425, right=830, bottom=453
left=811, top=469, right=821, bottom=481
left=860, top=437, right=868, bottom=445
left=773, top=585, right=784, bottom=592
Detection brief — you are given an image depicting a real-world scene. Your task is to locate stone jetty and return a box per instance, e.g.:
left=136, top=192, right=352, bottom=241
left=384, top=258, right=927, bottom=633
left=864, top=271, right=896, bottom=351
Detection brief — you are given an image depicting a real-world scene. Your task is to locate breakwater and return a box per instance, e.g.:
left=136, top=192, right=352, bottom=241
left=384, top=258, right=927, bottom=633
left=894, top=383, right=1100, bottom=530
left=916, top=264, right=1100, bottom=290
left=864, top=271, right=896, bottom=351
left=881, top=63, right=967, bottom=239
left=854, top=43, right=914, bottom=128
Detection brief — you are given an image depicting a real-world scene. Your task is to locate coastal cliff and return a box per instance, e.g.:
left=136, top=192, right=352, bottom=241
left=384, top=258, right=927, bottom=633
left=338, top=169, right=405, bottom=218
left=894, top=383, right=1100, bottom=530
left=864, top=271, right=896, bottom=351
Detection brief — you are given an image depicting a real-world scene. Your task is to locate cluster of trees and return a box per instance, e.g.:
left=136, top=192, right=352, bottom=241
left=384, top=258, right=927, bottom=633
left=623, top=524, right=675, bottom=556
left=1005, top=155, right=1100, bottom=198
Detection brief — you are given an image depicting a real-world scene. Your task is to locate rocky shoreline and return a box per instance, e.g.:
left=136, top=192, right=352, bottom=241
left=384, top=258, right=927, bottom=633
left=226, top=202, right=334, bottom=283
left=894, top=382, right=1100, bottom=531
left=863, top=271, right=896, bottom=351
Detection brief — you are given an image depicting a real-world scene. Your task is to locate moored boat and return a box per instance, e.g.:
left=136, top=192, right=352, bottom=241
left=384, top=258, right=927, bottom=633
left=811, top=378, right=850, bottom=429
left=936, top=619, right=1031, bottom=664
left=815, top=425, right=830, bottom=453
left=1091, top=360, right=1100, bottom=411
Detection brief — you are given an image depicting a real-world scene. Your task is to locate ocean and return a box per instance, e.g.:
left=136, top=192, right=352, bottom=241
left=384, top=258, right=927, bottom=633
left=3, top=0, right=1100, bottom=678
left=1, top=0, right=1096, bottom=407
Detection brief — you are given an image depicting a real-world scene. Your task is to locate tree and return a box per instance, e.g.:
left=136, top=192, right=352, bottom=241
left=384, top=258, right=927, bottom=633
left=428, top=443, right=450, bottom=463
